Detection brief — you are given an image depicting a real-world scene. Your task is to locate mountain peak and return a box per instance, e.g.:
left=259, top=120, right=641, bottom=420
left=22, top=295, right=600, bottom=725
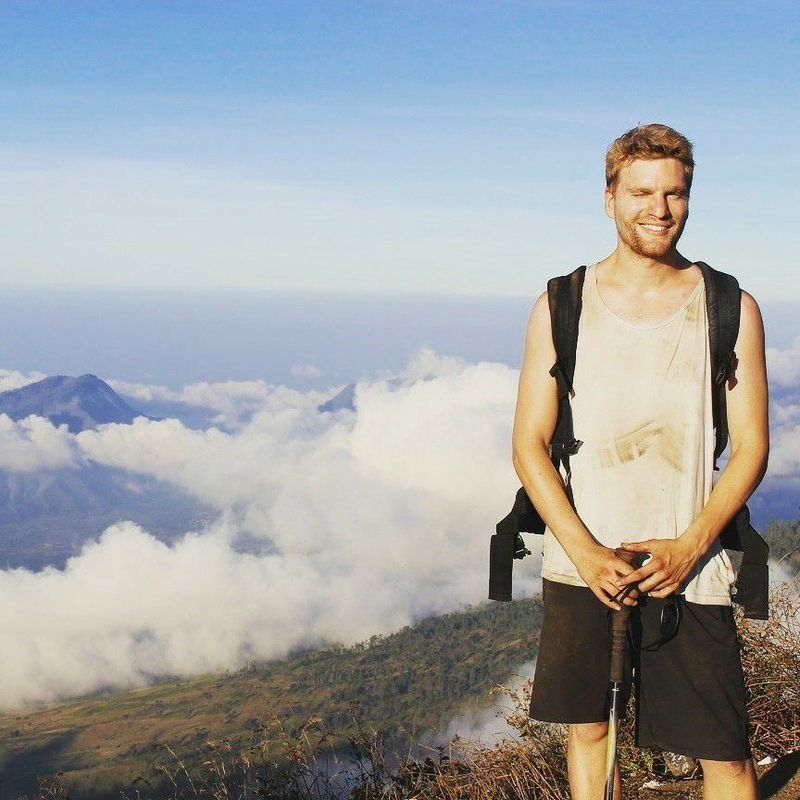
left=0, top=373, right=157, bottom=433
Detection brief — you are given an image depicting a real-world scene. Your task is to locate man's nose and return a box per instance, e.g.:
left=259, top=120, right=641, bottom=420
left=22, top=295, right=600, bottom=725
left=648, top=194, right=670, bottom=218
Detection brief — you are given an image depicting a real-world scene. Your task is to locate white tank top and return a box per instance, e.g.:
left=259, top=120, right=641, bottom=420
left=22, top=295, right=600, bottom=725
left=541, top=262, right=736, bottom=605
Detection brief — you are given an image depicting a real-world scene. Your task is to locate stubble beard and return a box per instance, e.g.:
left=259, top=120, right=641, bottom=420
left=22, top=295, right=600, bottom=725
left=616, top=216, right=686, bottom=260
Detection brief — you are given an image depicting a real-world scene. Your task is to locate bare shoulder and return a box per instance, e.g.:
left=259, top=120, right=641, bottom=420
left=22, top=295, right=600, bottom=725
left=514, top=288, right=560, bottom=453
left=524, top=289, right=556, bottom=362
left=725, top=289, right=769, bottom=453
left=530, top=288, right=550, bottom=320
left=727, top=289, right=767, bottom=396
left=738, top=289, right=765, bottom=347
left=740, top=289, right=762, bottom=321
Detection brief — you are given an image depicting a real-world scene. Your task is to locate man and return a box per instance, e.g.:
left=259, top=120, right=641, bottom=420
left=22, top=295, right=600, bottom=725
left=511, top=123, right=768, bottom=800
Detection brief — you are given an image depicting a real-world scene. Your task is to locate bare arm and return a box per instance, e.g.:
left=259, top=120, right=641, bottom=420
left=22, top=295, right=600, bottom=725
left=620, top=290, right=770, bottom=596
left=512, top=290, right=639, bottom=609
left=682, top=289, right=770, bottom=551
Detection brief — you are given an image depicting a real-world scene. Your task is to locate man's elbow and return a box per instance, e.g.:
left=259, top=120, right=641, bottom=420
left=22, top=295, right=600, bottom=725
left=512, top=437, right=550, bottom=473
left=730, top=436, right=769, bottom=479
left=755, top=443, right=769, bottom=481
left=511, top=446, right=523, bottom=473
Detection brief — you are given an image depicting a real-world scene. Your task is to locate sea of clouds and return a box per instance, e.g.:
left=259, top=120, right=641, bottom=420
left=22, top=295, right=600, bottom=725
left=0, top=337, right=797, bottom=713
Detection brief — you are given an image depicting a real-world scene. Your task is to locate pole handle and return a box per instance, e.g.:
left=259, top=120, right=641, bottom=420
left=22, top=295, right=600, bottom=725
left=609, top=604, right=632, bottom=684
left=608, top=546, right=642, bottom=683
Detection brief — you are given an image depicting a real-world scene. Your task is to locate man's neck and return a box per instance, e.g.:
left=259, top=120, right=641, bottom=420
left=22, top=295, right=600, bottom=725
left=601, top=251, right=696, bottom=294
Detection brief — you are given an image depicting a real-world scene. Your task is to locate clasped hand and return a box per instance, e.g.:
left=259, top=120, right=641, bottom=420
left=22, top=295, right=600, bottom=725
left=616, top=536, right=702, bottom=598
left=573, top=545, right=642, bottom=611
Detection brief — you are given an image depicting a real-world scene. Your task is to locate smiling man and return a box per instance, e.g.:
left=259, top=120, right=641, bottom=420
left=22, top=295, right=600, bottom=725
left=512, top=124, right=768, bottom=799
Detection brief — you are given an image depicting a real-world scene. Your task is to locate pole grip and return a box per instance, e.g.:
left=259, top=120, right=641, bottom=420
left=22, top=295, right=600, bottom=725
left=609, top=604, right=632, bottom=683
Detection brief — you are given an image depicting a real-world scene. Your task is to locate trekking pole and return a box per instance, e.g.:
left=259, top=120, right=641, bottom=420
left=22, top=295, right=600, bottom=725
left=603, top=549, right=640, bottom=800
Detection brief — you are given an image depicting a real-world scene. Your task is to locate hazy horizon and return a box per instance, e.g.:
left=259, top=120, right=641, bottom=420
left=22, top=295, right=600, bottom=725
left=0, top=287, right=797, bottom=391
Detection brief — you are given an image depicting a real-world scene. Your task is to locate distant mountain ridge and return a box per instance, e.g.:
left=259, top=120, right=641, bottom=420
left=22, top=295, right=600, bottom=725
left=0, top=373, right=161, bottom=433
left=316, top=376, right=407, bottom=414
left=317, top=382, right=356, bottom=413
left=0, top=373, right=206, bottom=570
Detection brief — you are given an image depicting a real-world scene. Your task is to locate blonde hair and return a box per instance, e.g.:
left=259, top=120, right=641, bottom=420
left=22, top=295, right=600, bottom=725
left=606, top=123, right=695, bottom=193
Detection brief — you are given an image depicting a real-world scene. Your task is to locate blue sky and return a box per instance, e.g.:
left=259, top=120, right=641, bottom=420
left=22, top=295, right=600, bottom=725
left=0, top=1, right=798, bottom=300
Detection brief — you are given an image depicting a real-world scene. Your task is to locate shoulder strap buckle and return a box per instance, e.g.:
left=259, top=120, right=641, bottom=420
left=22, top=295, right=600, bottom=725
left=714, top=351, right=736, bottom=385
left=549, top=360, right=573, bottom=398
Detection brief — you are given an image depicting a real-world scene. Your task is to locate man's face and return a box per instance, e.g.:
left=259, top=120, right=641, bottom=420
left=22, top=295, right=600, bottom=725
left=604, top=157, right=690, bottom=259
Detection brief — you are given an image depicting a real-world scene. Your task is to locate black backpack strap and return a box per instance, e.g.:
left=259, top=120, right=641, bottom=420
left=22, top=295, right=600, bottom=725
left=699, top=261, right=769, bottom=619
left=547, top=265, right=586, bottom=489
left=489, top=265, right=585, bottom=600
left=728, top=506, right=770, bottom=620
left=698, top=261, right=742, bottom=471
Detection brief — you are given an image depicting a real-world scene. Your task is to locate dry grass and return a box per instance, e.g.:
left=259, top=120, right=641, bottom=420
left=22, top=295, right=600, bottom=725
left=29, top=578, right=800, bottom=800
left=740, top=580, right=800, bottom=758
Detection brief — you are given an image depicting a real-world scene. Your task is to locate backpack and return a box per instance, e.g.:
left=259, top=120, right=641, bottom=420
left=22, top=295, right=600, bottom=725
left=489, top=262, right=769, bottom=619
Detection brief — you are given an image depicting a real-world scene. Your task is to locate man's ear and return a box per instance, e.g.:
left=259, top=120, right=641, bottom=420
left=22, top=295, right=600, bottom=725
left=604, top=185, right=615, bottom=220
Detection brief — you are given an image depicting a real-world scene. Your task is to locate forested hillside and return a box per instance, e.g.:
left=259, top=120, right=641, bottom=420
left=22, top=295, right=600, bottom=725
left=0, top=596, right=543, bottom=798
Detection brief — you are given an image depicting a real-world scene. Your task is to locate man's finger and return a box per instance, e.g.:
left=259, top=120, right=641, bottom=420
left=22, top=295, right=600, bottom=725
left=618, top=563, right=660, bottom=586
left=619, top=540, right=654, bottom=552
left=594, top=586, right=622, bottom=611
left=602, top=579, right=623, bottom=600
left=619, top=590, right=638, bottom=607
left=600, top=579, right=629, bottom=609
left=637, top=572, right=670, bottom=593
left=613, top=559, right=638, bottom=577
left=609, top=581, right=638, bottom=606
left=648, top=584, right=678, bottom=599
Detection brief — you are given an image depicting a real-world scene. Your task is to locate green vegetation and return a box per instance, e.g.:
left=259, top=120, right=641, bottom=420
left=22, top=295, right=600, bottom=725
left=0, top=595, right=542, bottom=798
left=765, top=518, right=800, bottom=575
left=19, top=579, right=800, bottom=800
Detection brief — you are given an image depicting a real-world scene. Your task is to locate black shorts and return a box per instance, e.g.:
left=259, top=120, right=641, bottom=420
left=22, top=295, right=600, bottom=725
left=529, top=578, right=752, bottom=762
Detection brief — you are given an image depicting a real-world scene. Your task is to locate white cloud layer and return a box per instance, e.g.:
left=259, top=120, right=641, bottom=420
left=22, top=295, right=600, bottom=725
left=434, top=657, right=538, bottom=748
left=0, top=368, right=48, bottom=394
left=768, top=422, right=800, bottom=479
left=766, top=336, right=800, bottom=479
left=0, top=414, right=77, bottom=472
left=0, top=336, right=797, bottom=712
left=767, top=336, right=800, bottom=388
left=0, top=348, right=540, bottom=710
left=106, top=376, right=336, bottom=429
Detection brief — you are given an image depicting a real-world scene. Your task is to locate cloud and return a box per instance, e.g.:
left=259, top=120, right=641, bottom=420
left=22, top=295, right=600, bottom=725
left=0, top=517, right=314, bottom=704
left=767, top=336, right=800, bottom=388
left=770, top=558, right=800, bottom=590
left=0, top=413, right=77, bottom=472
left=432, top=658, right=538, bottom=748
left=0, top=368, right=48, bottom=394
left=104, top=378, right=182, bottom=404
left=0, top=348, right=542, bottom=710
left=768, top=422, right=800, bottom=479
left=107, top=376, right=335, bottom=429
left=765, top=337, right=800, bottom=479
left=767, top=337, right=800, bottom=478
left=772, top=401, right=800, bottom=426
